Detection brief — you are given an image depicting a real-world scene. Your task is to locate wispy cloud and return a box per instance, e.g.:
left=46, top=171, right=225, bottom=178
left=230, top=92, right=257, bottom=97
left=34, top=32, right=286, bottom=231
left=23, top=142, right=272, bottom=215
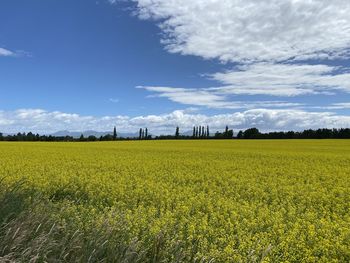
left=109, top=98, right=120, bottom=103
left=138, top=86, right=302, bottom=109
left=0, top=47, right=15, bottom=57
left=315, top=103, right=350, bottom=110
left=210, top=63, right=350, bottom=96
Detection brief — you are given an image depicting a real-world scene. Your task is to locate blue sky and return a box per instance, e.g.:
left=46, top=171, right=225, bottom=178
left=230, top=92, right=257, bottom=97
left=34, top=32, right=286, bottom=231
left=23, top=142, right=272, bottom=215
left=1, top=0, right=350, bottom=134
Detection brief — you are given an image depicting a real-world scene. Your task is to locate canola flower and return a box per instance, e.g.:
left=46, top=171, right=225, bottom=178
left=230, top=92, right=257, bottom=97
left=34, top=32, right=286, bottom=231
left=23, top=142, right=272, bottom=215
left=0, top=140, right=349, bottom=262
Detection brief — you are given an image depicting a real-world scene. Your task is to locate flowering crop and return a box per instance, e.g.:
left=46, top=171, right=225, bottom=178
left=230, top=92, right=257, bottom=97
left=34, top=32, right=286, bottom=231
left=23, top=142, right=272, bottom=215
left=0, top=140, right=349, bottom=262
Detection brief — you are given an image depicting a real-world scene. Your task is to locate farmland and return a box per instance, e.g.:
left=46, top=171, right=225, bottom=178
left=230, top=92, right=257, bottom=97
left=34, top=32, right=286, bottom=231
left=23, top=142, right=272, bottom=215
left=0, top=140, right=350, bottom=262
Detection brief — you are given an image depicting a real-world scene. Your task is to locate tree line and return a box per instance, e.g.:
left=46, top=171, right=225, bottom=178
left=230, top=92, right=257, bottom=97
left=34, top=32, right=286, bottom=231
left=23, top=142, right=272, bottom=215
left=1, top=126, right=350, bottom=142
left=236, top=127, right=350, bottom=139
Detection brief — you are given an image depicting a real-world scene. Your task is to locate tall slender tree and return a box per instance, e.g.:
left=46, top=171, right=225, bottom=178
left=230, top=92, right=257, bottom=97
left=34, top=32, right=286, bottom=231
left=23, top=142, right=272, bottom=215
left=193, top=126, right=196, bottom=138
left=145, top=128, right=148, bottom=139
left=225, top=125, right=229, bottom=138
left=175, top=126, right=180, bottom=138
left=207, top=126, right=210, bottom=138
left=139, top=128, right=142, bottom=140
left=113, top=126, right=117, bottom=140
left=195, top=126, right=199, bottom=138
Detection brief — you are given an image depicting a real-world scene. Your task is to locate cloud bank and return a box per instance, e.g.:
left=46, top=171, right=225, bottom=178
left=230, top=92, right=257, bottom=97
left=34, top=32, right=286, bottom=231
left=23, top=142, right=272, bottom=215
left=1, top=108, right=350, bottom=135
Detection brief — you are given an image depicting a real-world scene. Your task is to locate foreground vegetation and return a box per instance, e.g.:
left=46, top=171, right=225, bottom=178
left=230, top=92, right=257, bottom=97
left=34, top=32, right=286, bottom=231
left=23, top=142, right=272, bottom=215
left=0, top=140, right=349, bottom=262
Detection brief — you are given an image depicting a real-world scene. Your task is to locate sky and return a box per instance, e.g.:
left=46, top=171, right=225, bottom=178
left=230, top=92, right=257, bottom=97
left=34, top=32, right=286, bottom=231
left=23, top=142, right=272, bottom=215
left=1, top=0, right=350, bottom=134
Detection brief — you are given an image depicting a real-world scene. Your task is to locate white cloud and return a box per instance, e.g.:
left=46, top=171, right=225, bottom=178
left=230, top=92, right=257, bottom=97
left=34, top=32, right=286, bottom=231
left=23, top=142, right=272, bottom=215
left=138, top=86, right=302, bottom=108
left=132, top=0, right=350, bottom=63
left=1, top=108, right=350, bottom=135
left=210, top=63, right=350, bottom=96
left=109, top=98, right=120, bottom=103
left=316, top=103, right=350, bottom=110
left=0, top=47, right=15, bottom=57
left=118, top=1, right=350, bottom=103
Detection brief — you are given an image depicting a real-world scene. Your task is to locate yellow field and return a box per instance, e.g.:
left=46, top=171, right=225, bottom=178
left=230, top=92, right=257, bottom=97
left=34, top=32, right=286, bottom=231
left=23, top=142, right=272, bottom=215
left=0, top=140, right=350, bottom=262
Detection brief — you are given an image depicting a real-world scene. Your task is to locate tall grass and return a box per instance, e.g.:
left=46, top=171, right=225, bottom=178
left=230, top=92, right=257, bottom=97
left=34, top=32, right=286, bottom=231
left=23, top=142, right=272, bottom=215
left=0, top=181, right=214, bottom=263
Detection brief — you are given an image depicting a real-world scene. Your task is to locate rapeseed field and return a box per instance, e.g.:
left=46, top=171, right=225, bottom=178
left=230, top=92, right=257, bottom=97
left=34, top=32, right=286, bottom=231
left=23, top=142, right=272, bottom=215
left=0, top=140, right=349, bottom=262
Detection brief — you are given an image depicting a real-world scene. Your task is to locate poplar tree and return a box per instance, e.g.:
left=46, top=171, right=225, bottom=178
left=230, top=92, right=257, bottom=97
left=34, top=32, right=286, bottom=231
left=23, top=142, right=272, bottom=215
left=139, top=128, right=142, bottom=140
left=113, top=126, right=117, bottom=140
left=175, top=126, right=180, bottom=138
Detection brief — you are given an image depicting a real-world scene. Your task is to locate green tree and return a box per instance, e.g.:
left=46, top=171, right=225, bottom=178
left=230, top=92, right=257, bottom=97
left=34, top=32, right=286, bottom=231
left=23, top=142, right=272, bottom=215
left=175, top=126, right=180, bottom=138
left=139, top=128, right=142, bottom=140
left=243, top=128, right=260, bottom=139
left=113, top=126, right=117, bottom=140
left=225, top=126, right=229, bottom=138
left=88, top=135, right=97, bottom=141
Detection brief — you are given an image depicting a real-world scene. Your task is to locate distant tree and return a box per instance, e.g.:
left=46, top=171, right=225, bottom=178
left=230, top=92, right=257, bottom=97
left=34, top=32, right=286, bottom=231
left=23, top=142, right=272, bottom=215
left=237, top=130, right=243, bottom=139
left=207, top=126, right=210, bottom=138
left=175, top=126, right=180, bottom=138
left=100, top=134, right=113, bottom=141
left=214, top=131, right=223, bottom=139
left=195, top=126, right=199, bottom=138
left=27, top=132, right=35, bottom=141
left=88, top=135, right=97, bottom=141
left=145, top=128, right=148, bottom=139
left=225, top=126, right=229, bottom=137
left=79, top=134, right=85, bottom=141
left=139, top=128, right=143, bottom=140
left=193, top=126, right=196, bottom=138
left=113, top=126, right=117, bottom=140
left=243, top=128, right=260, bottom=139
left=227, top=129, right=233, bottom=139
left=16, top=132, right=24, bottom=141
left=0, top=132, right=3, bottom=141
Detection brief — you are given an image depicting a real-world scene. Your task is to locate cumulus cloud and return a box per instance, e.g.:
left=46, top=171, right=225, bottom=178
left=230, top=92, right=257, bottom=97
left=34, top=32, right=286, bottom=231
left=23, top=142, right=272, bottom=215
left=1, top=108, right=350, bottom=135
left=0, top=47, right=15, bottom=57
left=132, top=0, right=350, bottom=63
left=115, top=0, right=350, bottom=104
